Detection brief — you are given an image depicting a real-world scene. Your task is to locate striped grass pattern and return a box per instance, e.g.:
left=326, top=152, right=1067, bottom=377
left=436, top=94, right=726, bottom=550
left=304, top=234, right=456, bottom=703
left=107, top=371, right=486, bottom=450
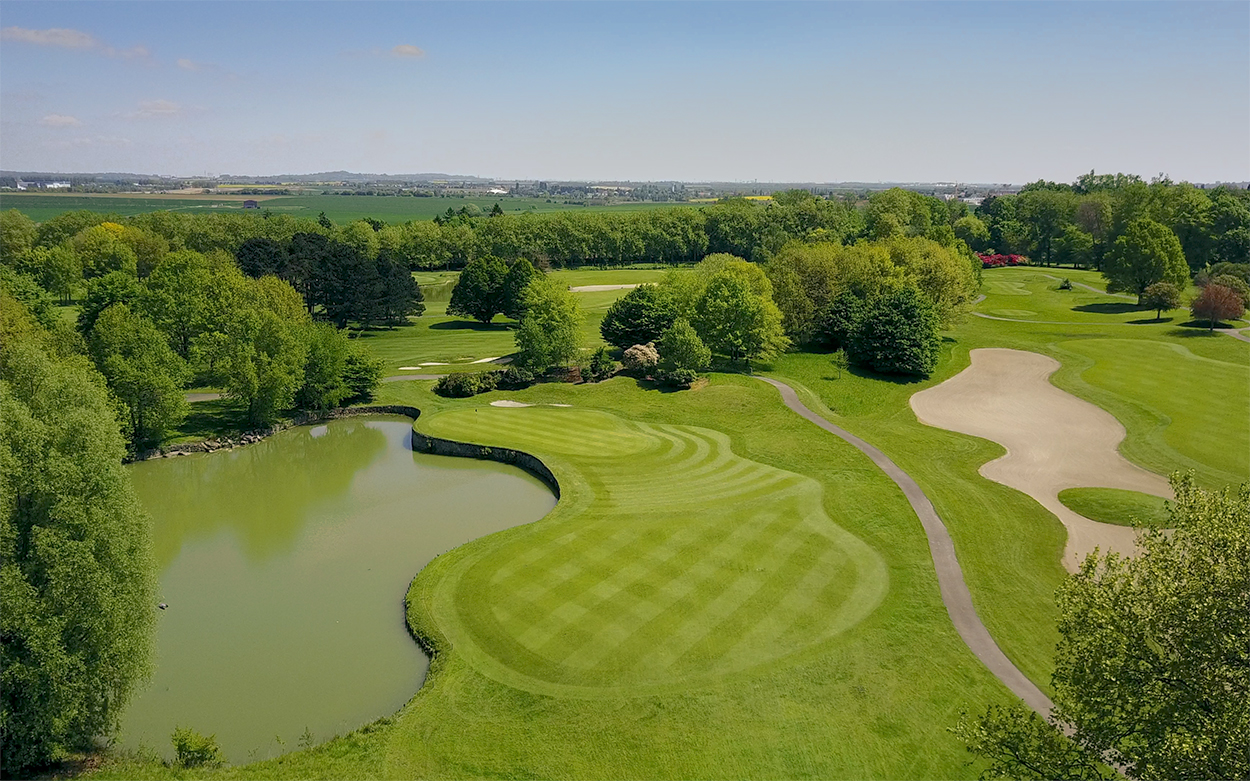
left=420, top=407, right=888, bottom=697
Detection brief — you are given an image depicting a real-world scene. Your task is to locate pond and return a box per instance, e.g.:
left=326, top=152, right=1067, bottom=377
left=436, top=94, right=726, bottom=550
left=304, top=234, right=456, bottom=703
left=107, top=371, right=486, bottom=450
left=120, top=416, right=556, bottom=763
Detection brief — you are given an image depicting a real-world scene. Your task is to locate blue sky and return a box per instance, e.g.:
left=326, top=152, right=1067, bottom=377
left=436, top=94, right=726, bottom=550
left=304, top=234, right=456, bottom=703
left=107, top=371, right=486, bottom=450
left=1, top=1, right=1246, bottom=183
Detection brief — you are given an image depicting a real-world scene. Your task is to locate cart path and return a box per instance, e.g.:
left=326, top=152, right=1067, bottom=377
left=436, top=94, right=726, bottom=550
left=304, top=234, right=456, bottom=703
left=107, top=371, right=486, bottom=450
left=757, top=376, right=1055, bottom=718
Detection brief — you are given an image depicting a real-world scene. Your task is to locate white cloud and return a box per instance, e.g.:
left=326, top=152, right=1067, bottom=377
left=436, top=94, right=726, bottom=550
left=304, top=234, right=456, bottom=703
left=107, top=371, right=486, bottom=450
left=39, top=114, right=81, bottom=127
left=1, top=26, right=150, bottom=60
left=391, top=44, right=425, bottom=58
left=125, top=100, right=183, bottom=119
left=177, top=58, right=200, bottom=71
left=341, top=43, right=426, bottom=60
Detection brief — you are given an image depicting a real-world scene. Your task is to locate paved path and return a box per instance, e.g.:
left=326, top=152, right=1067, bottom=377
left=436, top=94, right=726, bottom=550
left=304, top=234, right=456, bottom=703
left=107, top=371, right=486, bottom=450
left=757, top=376, right=1055, bottom=718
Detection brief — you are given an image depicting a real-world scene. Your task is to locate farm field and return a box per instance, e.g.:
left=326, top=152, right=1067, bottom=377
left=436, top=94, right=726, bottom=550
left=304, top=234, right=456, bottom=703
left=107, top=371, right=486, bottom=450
left=0, top=192, right=699, bottom=224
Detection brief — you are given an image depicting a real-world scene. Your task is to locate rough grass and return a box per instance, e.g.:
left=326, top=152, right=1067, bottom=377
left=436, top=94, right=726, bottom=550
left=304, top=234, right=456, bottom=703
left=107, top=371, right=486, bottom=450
left=1057, top=487, right=1171, bottom=528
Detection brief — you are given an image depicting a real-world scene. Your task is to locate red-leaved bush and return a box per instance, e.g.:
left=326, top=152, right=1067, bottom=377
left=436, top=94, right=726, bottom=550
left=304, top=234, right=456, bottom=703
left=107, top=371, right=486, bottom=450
left=979, top=254, right=1029, bottom=269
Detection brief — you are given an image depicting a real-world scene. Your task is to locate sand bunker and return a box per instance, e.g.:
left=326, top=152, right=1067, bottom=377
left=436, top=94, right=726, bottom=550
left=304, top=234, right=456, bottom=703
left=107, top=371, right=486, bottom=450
left=910, top=348, right=1171, bottom=571
left=568, top=284, right=640, bottom=292
left=490, top=400, right=533, bottom=408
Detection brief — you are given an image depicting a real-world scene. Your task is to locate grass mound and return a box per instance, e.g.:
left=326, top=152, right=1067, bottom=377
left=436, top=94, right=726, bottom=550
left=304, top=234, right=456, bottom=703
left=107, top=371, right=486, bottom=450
left=1058, top=487, right=1170, bottom=528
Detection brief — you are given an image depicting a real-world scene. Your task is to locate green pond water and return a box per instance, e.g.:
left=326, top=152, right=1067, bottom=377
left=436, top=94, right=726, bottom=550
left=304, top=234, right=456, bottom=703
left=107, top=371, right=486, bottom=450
left=121, top=416, right=556, bottom=763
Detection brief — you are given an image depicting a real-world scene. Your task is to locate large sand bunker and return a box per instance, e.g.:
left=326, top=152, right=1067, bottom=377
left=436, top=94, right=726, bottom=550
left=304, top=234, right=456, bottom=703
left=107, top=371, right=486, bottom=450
left=910, top=348, right=1171, bottom=571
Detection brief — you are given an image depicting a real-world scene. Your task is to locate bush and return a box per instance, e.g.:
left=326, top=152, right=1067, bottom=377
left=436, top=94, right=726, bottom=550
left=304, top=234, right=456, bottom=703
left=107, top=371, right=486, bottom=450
left=1058, top=278, right=1073, bottom=290
left=656, top=367, right=699, bottom=388
left=978, top=253, right=1029, bottom=268
left=621, top=342, right=659, bottom=374
left=171, top=726, right=223, bottom=768
left=494, top=366, right=535, bottom=390
left=586, top=346, right=617, bottom=381
left=433, top=371, right=498, bottom=398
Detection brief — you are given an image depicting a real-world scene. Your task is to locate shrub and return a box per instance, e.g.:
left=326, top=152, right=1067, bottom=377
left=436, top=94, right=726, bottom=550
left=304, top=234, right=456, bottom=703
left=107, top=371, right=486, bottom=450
left=433, top=371, right=498, bottom=398
left=171, top=726, right=223, bottom=768
left=656, top=367, right=699, bottom=388
left=1058, top=278, right=1073, bottom=290
left=978, top=253, right=1029, bottom=269
left=586, top=346, right=617, bottom=381
left=494, top=366, right=535, bottom=390
left=621, top=342, right=659, bottom=374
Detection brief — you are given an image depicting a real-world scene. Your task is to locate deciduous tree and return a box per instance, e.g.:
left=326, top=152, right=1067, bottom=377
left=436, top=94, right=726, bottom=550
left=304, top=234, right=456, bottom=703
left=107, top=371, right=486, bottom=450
left=448, top=256, right=508, bottom=323
left=600, top=284, right=677, bottom=349
left=1190, top=283, right=1245, bottom=330
left=1140, top=281, right=1181, bottom=320
left=1103, top=218, right=1190, bottom=303
left=692, top=272, right=788, bottom=369
left=514, top=277, right=582, bottom=370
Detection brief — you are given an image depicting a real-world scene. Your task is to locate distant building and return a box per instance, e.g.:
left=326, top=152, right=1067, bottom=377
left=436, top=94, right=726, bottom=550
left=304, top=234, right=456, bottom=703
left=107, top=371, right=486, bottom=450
left=242, top=199, right=259, bottom=209
left=487, top=187, right=508, bottom=195
left=16, top=180, right=71, bottom=190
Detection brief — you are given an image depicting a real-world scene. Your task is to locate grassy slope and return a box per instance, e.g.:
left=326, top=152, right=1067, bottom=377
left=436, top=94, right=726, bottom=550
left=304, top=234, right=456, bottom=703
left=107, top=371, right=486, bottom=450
left=1056, top=488, right=1170, bottom=528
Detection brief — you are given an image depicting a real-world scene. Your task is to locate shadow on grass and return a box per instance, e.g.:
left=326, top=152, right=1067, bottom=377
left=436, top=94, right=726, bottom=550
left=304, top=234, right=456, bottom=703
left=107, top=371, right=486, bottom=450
left=1127, top=316, right=1175, bottom=325
left=1171, top=320, right=1238, bottom=335
left=170, top=399, right=257, bottom=442
left=428, top=319, right=513, bottom=332
left=846, top=364, right=928, bottom=385
left=1072, top=302, right=1144, bottom=315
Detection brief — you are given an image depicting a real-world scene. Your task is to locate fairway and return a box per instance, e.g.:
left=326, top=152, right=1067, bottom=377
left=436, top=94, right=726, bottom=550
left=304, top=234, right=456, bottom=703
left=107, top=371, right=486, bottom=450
left=418, top=406, right=888, bottom=696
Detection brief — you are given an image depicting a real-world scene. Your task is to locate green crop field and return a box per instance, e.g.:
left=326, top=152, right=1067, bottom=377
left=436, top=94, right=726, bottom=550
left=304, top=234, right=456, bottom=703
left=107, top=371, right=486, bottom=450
left=0, top=191, right=699, bottom=224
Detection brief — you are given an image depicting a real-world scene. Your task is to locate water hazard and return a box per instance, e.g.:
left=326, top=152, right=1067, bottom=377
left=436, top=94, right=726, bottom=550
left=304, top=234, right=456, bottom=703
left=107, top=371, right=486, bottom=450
left=121, top=417, right=555, bottom=763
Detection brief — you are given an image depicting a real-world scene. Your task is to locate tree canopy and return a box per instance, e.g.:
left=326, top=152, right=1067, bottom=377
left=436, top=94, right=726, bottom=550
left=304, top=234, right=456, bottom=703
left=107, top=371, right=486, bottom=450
left=1103, top=218, right=1190, bottom=303
left=1, top=292, right=156, bottom=774
left=958, top=474, right=1249, bottom=781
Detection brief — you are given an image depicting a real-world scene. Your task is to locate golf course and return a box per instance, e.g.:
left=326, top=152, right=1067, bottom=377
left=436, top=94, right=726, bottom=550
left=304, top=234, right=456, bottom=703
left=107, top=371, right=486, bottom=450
left=68, top=260, right=1245, bottom=780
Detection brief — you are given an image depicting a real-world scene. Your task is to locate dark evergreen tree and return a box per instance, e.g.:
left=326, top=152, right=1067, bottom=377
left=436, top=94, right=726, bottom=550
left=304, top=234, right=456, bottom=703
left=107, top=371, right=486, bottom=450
left=600, top=284, right=677, bottom=349
left=235, top=236, right=287, bottom=278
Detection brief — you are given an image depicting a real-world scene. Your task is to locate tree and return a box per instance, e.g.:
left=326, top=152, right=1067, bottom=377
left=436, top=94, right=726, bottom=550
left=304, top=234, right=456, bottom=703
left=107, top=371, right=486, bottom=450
left=1053, top=225, right=1094, bottom=268
left=88, top=304, right=189, bottom=449
left=375, top=250, right=425, bottom=325
left=692, top=272, right=789, bottom=369
left=1, top=295, right=156, bottom=774
left=71, top=223, right=138, bottom=279
left=1140, top=281, right=1182, bottom=320
left=25, top=245, right=81, bottom=303
left=657, top=318, right=710, bottom=386
left=621, top=342, right=659, bottom=374
left=235, top=236, right=287, bottom=278
left=296, top=322, right=351, bottom=411
left=1190, top=283, right=1245, bottom=330
left=499, top=257, right=541, bottom=320
left=214, top=276, right=311, bottom=426
left=448, top=256, right=508, bottom=323
left=0, top=208, right=37, bottom=265
left=817, top=288, right=868, bottom=349
left=846, top=283, right=941, bottom=376
left=514, top=277, right=582, bottom=370
left=77, top=271, right=143, bottom=334
left=599, top=284, right=677, bottom=349
left=1103, top=218, right=1189, bottom=304
left=342, top=343, right=384, bottom=403
left=957, top=475, right=1248, bottom=781
left=953, top=215, right=991, bottom=252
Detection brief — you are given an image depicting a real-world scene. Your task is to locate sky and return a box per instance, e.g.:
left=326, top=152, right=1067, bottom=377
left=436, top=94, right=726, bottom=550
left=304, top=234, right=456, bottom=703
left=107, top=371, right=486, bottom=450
left=1, top=1, right=1247, bottom=184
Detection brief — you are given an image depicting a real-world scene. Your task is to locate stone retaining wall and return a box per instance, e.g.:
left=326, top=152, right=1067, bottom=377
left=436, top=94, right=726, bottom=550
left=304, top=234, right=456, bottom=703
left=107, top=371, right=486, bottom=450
left=132, top=403, right=561, bottom=499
